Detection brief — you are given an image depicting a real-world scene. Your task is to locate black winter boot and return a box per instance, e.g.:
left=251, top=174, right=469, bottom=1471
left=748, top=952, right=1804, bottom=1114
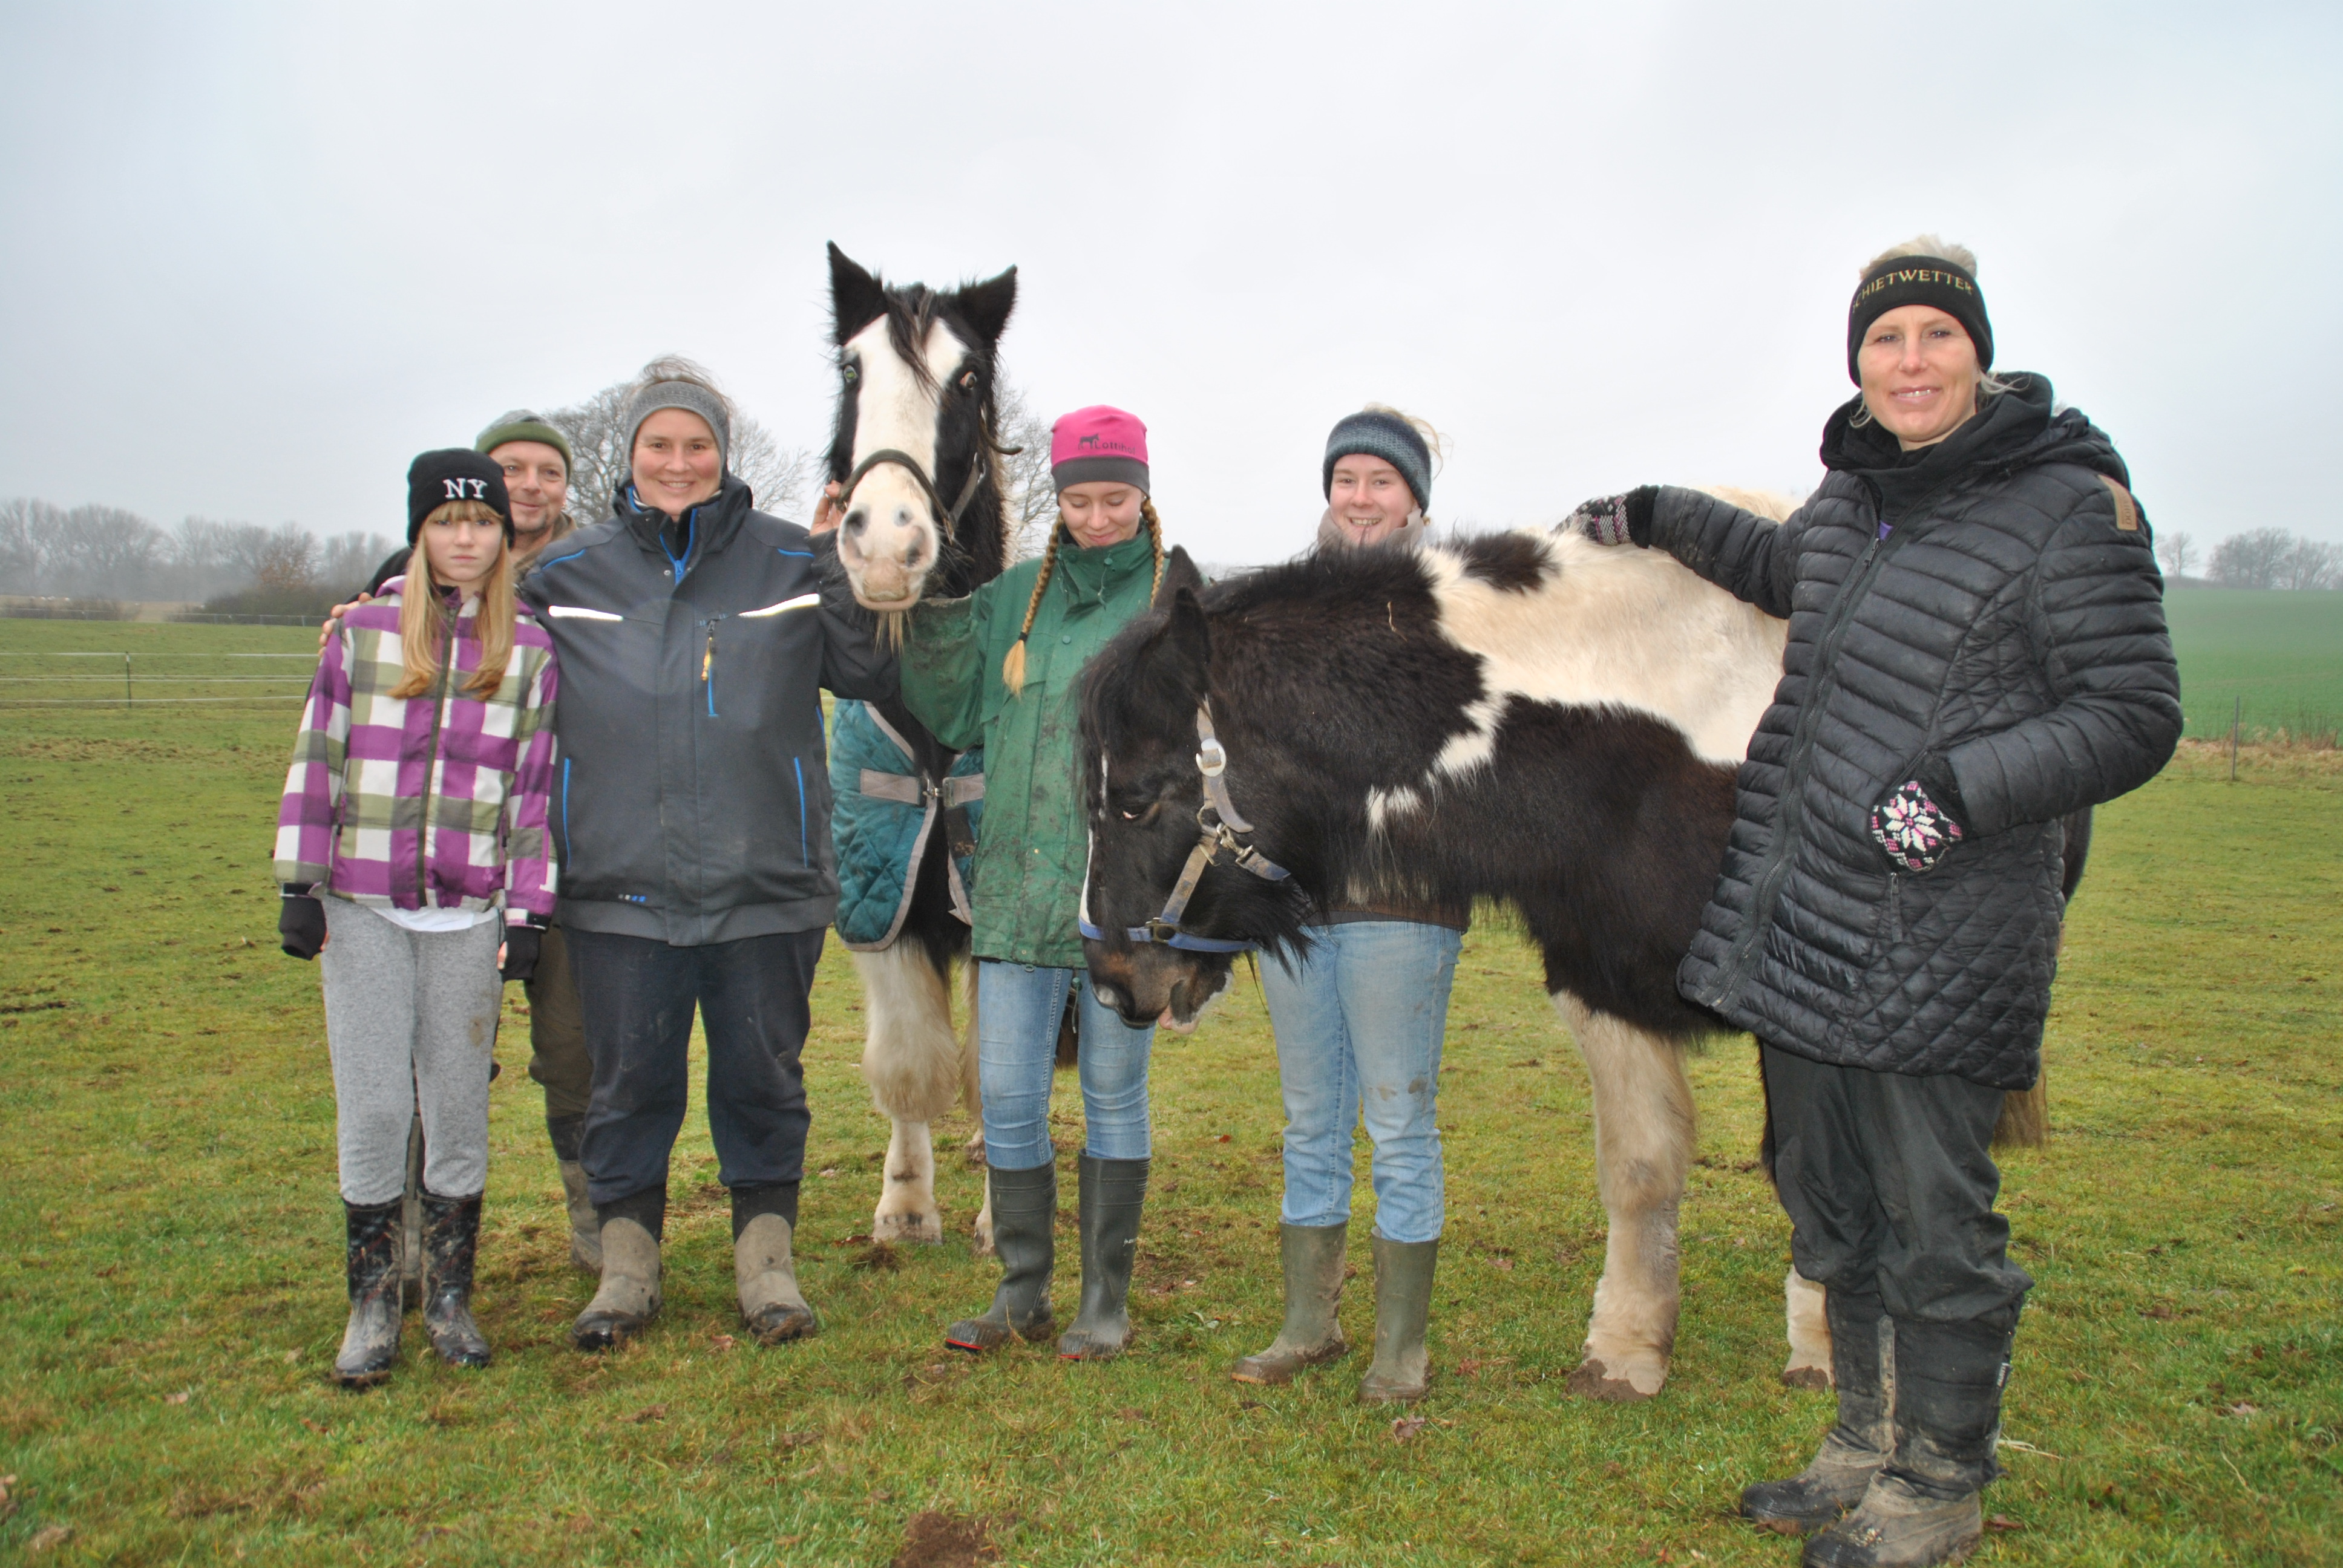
left=734, top=1182, right=816, bottom=1344
left=1230, top=1222, right=1349, bottom=1384
left=420, top=1189, right=491, bottom=1368
left=1357, top=1234, right=1438, bottom=1402
left=547, top=1114, right=601, bottom=1274
left=1805, top=1315, right=2011, bottom=1567
left=572, top=1188, right=664, bottom=1351
left=946, top=1162, right=1055, bottom=1351
left=1058, top=1155, right=1149, bottom=1361
left=1743, top=1292, right=1893, bottom=1534
left=330, top=1198, right=403, bottom=1388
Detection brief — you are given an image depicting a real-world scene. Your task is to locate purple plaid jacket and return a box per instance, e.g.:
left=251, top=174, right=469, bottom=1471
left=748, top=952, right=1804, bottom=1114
left=274, top=580, right=560, bottom=926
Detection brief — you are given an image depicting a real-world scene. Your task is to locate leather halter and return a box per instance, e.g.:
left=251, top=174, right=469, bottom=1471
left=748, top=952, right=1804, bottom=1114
left=1080, top=704, right=1290, bottom=955
left=835, top=445, right=992, bottom=534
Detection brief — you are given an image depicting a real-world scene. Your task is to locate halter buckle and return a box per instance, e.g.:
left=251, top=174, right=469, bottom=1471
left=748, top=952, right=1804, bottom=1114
left=1195, top=737, right=1228, bottom=777
left=1144, top=916, right=1182, bottom=942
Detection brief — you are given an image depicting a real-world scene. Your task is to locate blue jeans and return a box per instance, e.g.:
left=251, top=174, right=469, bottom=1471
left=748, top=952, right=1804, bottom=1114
left=1258, top=921, right=1462, bottom=1244
left=977, top=961, right=1155, bottom=1171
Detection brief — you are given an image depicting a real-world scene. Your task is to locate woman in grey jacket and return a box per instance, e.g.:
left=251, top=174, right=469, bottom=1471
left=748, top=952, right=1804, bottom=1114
left=1570, top=238, right=2180, bottom=1568
left=519, top=359, right=896, bottom=1353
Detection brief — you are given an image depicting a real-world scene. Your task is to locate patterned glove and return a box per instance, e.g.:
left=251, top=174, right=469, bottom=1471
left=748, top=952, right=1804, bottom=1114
left=499, top=925, right=542, bottom=984
left=278, top=893, right=326, bottom=960
left=1564, top=486, right=1657, bottom=546
left=1870, top=765, right=1966, bottom=874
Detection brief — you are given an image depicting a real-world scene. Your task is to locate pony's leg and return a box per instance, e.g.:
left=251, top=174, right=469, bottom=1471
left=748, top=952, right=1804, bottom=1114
left=855, top=944, right=962, bottom=1245
left=1553, top=993, right=1694, bottom=1402
left=1783, top=1266, right=1834, bottom=1388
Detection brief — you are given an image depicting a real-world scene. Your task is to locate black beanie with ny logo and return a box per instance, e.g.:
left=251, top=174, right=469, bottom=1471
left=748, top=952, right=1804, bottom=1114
left=406, top=448, right=513, bottom=543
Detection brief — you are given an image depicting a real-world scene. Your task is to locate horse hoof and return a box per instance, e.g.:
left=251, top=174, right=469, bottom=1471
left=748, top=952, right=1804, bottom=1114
left=874, top=1212, right=943, bottom=1246
left=1781, top=1364, right=1833, bottom=1391
left=1566, top=1357, right=1660, bottom=1402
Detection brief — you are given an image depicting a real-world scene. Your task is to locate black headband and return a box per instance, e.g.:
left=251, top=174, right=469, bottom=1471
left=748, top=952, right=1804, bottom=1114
left=1846, top=256, right=1993, bottom=384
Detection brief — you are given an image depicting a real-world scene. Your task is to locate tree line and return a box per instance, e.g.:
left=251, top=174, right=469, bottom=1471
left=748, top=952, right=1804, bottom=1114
left=2156, top=527, right=2343, bottom=590
left=1, top=368, right=1061, bottom=615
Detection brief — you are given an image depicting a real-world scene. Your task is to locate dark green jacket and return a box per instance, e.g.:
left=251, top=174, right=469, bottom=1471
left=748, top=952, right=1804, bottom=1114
left=899, top=529, right=1158, bottom=967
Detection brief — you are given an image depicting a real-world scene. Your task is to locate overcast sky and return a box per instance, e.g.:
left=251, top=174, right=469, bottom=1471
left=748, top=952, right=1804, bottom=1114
left=4, top=2, right=2337, bottom=562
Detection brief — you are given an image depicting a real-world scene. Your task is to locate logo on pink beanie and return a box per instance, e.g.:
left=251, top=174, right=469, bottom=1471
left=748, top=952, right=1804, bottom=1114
left=1050, top=405, right=1150, bottom=493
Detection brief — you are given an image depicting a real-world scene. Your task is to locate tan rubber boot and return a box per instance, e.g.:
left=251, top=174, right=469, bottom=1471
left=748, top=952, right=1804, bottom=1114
left=571, top=1189, right=663, bottom=1351
left=1230, top=1222, right=1349, bottom=1385
left=734, top=1183, right=816, bottom=1344
left=1357, top=1234, right=1438, bottom=1403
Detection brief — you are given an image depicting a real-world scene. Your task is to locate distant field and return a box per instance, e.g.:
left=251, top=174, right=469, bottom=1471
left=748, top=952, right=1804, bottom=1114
left=2163, top=589, right=2343, bottom=744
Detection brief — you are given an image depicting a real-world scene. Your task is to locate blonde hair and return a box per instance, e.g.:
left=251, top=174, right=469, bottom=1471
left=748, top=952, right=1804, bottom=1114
left=1000, top=497, right=1165, bottom=696
left=1849, top=235, right=2021, bottom=428
left=393, top=500, right=515, bottom=702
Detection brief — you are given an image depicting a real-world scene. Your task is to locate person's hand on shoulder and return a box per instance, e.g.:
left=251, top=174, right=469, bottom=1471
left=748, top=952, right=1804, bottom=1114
left=317, top=592, right=372, bottom=652
left=1564, top=487, right=1658, bottom=547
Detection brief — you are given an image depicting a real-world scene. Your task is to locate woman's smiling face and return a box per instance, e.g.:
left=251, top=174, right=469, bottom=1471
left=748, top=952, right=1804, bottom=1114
left=1326, top=454, right=1415, bottom=547
left=1856, top=305, right=1983, bottom=449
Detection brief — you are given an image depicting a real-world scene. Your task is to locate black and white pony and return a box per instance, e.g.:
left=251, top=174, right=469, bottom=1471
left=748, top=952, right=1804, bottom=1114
left=822, top=244, right=1017, bottom=1248
left=1078, top=517, right=2080, bottom=1400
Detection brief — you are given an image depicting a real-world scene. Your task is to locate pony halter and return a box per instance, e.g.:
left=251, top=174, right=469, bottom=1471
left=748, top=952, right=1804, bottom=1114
left=834, top=439, right=999, bottom=535
left=1080, top=705, right=1290, bottom=955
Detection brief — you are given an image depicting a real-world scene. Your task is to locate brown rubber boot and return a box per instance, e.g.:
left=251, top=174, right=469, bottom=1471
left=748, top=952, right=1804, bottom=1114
left=571, top=1188, right=664, bottom=1351
left=1230, top=1222, right=1349, bottom=1385
left=1357, top=1234, right=1438, bottom=1403
left=734, top=1182, right=816, bottom=1344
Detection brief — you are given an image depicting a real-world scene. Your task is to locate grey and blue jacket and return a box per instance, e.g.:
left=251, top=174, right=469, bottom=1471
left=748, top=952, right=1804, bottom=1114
left=518, top=475, right=896, bottom=946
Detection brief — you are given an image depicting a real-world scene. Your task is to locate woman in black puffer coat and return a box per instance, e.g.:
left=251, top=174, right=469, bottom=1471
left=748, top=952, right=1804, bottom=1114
left=1571, top=237, right=2180, bottom=1568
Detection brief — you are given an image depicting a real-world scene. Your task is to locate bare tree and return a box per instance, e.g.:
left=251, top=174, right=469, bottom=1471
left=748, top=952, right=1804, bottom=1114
left=318, top=531, right=399, bottom=593
left=254, top=522, right=318, bottom=596
left=2210, top=528, right=2298, bottom=590
left=2156, top=529, right=2196, bottom=580
left=2276, top=536, right=2343, bottom=592
left=548, top=379, right=816, bottom=526
left=994, top=378, right=1058, bottom=561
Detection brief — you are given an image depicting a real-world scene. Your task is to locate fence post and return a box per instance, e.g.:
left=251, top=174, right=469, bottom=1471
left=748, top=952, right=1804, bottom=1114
left=2230, top=694, right=2240, bottom=782
left=124, top=652, right=133, bottom=710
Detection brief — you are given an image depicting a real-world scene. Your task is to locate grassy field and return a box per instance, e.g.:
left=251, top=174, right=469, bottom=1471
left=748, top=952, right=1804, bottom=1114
left=2163, top=589, right=2343, bottom=745
left=0, top=621, right=2338, bottom=1566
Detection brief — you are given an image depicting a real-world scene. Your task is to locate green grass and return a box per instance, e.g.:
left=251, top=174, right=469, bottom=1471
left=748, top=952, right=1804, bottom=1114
left=2163, top=589, right=2343, bottom=744
left=0, top=624, right=2338, bottom=1565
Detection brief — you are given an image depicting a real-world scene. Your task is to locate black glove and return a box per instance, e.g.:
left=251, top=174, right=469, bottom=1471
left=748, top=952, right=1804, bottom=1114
left=500, top=925, right=542, bottom=984
left=278, top=893, right=326, bottom=960
left=1870, top=759, right=1968, bottom=874
left=1565, top=486, right=1659, bottom=547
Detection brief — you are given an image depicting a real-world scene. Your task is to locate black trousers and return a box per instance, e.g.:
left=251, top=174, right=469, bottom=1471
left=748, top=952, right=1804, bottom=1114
left=1761, top=1043, right=2033, bottom=1330
left=568, top=927, right=826, bottom=1208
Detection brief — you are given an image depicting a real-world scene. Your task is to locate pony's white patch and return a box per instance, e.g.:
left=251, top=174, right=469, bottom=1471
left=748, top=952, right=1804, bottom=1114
left=840, top=315, right=966, bottom=557
left=1420, top=528, right=1788, bottom=767
left=1366, top=785, right=1424, bottom=833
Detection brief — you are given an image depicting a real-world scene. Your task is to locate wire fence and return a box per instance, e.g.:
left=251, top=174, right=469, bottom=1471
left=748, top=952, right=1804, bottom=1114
left=0, top=650, right=316, bottom=707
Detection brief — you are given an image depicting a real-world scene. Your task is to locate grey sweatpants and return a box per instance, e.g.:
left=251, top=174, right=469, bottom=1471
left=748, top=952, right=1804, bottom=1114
left=320, top=899, right=503, bottom=1204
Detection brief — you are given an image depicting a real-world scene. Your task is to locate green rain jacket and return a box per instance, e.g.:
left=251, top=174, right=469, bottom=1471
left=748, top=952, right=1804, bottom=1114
left=898, top=529, right=1159, bottom=969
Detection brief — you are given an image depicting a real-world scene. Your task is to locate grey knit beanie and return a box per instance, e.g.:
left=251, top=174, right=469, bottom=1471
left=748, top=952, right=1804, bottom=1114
left=624, top=381, right=732, bottom=473
left=1323, top=410, right=1432, bottom=512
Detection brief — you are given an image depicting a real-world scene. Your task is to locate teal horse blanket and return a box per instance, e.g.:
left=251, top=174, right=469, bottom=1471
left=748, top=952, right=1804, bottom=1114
left=828, top=699, right=984, bottom=950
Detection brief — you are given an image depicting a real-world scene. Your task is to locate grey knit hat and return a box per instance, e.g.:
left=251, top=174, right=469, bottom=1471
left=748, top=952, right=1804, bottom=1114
left=1323, top=409, right=1432, bottom=512
left=624, top=380, right=732, bottom=473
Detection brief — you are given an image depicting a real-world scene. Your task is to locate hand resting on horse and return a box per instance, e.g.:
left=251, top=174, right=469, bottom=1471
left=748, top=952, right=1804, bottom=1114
left=1564, top=485, right=1659, bottom=547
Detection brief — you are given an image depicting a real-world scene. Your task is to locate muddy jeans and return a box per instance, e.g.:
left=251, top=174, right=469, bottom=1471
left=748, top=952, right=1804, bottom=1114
left=318, top=900, right=502, bottom=1204
left=523, top=923, right=593, bottom=1121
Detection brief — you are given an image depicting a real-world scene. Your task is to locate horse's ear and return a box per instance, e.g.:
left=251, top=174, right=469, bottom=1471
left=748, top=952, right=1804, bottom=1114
left=1162, top=586, right=1211, bottom=696
left=952, top=264, right=1018, bottom=346
left=828, top=242, right=888, bottom=344
left=1153, top=545, right=1204, bottom=610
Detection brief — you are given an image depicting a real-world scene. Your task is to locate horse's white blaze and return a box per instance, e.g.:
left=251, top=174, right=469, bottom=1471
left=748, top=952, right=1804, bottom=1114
left=1420, top=530, right=1787, bottom=768
left=839, top=315, right=966, bottom=599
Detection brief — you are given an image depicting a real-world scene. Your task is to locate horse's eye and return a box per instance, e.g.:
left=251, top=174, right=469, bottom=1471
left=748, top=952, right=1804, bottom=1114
left=1120, top=809, right=1141, bottom=822
left=958, top=370, right=978, bottom=391
left=842, top=364, right=859, bottom=384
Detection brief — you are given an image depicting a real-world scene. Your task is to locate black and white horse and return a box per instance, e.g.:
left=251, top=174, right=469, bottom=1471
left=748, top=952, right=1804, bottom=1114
left=1078, top=519, right=2088, bottom=1399
left=823, top=244, right=1017, bottom=1247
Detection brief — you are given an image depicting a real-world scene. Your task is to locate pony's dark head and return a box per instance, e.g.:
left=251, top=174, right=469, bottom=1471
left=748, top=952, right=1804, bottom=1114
left=826, top=242, right=1017, bottom=607
left=1078, top=548, right=1315, bottom=1027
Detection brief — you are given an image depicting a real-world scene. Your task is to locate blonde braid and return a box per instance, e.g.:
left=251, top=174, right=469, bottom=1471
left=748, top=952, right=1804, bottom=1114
left=1141, top=497, right=1165, bottom=601
left=1000, top=524, right=1063, bottom=697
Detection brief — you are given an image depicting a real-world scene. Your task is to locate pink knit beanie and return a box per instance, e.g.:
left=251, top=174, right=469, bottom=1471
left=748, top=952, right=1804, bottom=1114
left=1049, top=405, right=1150, bottom=494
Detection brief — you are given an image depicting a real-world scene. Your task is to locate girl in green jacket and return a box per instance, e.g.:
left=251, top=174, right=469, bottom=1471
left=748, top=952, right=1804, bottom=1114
left=897, top=405, right=1165, bottom=1361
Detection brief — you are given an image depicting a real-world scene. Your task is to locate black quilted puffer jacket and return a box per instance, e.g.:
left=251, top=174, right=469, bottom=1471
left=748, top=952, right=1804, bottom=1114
left=1654, top=376, right=2180, bottom=1089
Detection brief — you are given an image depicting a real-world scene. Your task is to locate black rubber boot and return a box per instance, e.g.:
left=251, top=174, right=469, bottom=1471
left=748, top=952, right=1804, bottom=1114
left=1230, top=1222, right=1349, bottom=1385
left=547, top=1114, right=601, bottom=1274
left=1058, top=1155, right=1149, bottom=1361
left=1743, top=1291, right=1894, bottom=1534
left=420, top=1189, right=491, bottom=1368
left=946, top=1162, right=1055, bottom=1351
left=1357, top=1234, right=1438, bottom=1402
left=571, top=1187, right=664, bottom=1351
left=1805, top=1315, right=2011, bottom=1567
left=734, top=1182, right=816, bottom=1345
left=330, top=1198, right=403, bottom=1388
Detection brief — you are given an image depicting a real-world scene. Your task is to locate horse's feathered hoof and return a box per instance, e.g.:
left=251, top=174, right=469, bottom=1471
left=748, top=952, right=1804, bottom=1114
left=1783, top=1364, right=1835, bottom=1391
left=1566, top=1357, right=1658, bottom=1402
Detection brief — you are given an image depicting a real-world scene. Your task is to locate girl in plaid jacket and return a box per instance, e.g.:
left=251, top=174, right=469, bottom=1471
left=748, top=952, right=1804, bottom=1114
left=274, top=450, right=559, bottom=1388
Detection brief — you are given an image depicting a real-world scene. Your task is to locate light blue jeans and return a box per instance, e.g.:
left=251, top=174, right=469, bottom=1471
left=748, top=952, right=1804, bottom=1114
left=977, top=961, right=1156, bottom=1171
left=1258, top=920, right=1463, bottom=1244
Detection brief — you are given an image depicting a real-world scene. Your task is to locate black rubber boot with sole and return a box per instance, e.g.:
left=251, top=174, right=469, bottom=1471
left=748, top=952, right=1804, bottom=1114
left=330, top=1198, right=403, bottom=1388
left=946, top=1161, right=1057, bottom=1351
left=1743, top=1291, right=1894, bottom=1534
left=420, top=1189, right=491, bottom=1368
left=571, top=1187, right=664, bottom=1351
left=735, top=1181, right=817, bottom=1344
left=1357, top=1233, right=1438, bottom=1402
left=1058, top=1154, right=1148, bottom=1361
left=547, top=1114, right=601, bottom=1274
left=1805, top=1315, right=2012, bottom=1567
left=1230, top=1222, right=1349, bottom=1385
